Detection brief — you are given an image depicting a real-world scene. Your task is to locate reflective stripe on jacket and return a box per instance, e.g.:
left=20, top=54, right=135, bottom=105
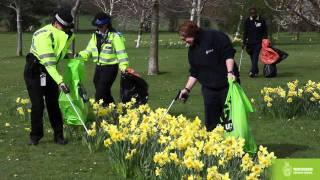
left=30, top=24, right=75, bottom=84
left=79, top=31, right=129, bottom=70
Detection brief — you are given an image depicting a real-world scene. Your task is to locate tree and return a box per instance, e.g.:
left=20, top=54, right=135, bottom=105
left=264, top=0, right=320, bottom=27
left=122, top=0, right=152, bottom=48
left=71, top=0, right=81, bottom=54
left=190, top=0, right=211, bottom=27
left=148, top=0, right=159, bottom=75
left=6, top=0, right=22, bottom=56
left=90, top=0, right=121, bottom=15
left=190, top=0, right=196, bottom=21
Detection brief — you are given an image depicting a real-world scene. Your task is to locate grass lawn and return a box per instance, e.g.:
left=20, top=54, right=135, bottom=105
left=0, top=31, right=319, bottom=179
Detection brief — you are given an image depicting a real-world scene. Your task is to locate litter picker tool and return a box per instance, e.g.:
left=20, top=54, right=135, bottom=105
left=65, top=93, right=89, bottom=134
left=239, top=48, right=244, bottom=72
left=159, top=90, right=188, bottom=121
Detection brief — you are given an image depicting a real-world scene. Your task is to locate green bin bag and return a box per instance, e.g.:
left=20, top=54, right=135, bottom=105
left=59, top=59, right=88, bottom=125
left=221, top=79, right=257, bottom=154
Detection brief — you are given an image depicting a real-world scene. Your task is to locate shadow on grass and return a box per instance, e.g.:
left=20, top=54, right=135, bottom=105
left=277, top=72, right=298, bottom=77
left=157, top=71, right=169, bottom=75
left=263, top=143, right=309, bottom=158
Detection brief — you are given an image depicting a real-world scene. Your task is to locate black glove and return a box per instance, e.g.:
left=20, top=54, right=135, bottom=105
left=178, top=88, right=189, bottom=103
left=59, top=82, right=70, bottom=94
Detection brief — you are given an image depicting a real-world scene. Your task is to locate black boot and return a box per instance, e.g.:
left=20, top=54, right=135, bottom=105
left=29, top=138, right=39, bottom=145
left=54, top=135, right=68, bottom=145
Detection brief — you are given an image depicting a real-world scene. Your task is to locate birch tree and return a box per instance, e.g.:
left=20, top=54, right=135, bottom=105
left=190, top=0, right=196, bottom=21
left=123, top=0, right=152, bottom=48
left=264, top=0, right=320, bottom=27
left=90, top=0, right=121, bottom=15
left=6, top=0, right=22, bottom=56
left=71, top=0, right=81, bottom=54
left=189, top=0, right=214, bottom=27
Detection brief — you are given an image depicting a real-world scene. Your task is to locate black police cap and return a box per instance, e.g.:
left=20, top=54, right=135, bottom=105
left=54, top=8, right=74, bottom=28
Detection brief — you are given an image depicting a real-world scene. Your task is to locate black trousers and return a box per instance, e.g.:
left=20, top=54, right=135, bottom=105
left=93, top=64, right=118, bottom=106
left=201, top=86, right=228, bottom=131
left=24, top=61, right=63, bottom=141
left=247, top=43, right=262, bottom=74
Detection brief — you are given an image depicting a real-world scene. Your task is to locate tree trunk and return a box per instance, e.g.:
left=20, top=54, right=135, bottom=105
left=109, top=0, right=114, bottom=16
left=148, top=0, right=159, bottom=75
left=121, top=15, right=128, bottom=31
left=196, top=0, right=201, bottom=27
left=276, top=23, right=280, bottom=40
left=190, top=0, right=196, bottom=21
left=71, top=0, right=81, bottom=54
left=168, top=15, right=177, bottom=32
left=234, top=14, right=243, bottom=39
left=136, top=9, right=145, bottom=48
left=296, top=28, right=300, bottom=41
left=16, top=2, right=22, bottom=56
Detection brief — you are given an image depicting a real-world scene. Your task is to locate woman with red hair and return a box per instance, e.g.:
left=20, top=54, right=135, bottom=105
left=178, top=21, right=240, bottom=131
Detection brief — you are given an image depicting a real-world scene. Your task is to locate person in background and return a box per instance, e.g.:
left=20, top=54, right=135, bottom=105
left=178, top=21, right=239, bottom=131
left=24, top=9, right=74, bottom=145
left=243, top=7, right=268, bottom=78
left=78, top=12, right=129, bottom=106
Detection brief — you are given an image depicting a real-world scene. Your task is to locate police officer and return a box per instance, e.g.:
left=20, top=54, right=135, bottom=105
left=78, top=12, right=129, bottom=106
left=24, top=9, right=74, bottom=145
left=243, top=8, right=268, bottom=78
left=178, top=21, right=239, bottom=131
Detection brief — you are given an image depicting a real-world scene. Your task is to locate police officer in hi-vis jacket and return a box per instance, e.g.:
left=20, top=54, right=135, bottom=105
left=24, top=9, right=74, bottom=145
left=78, top=12, right=129, bottom=106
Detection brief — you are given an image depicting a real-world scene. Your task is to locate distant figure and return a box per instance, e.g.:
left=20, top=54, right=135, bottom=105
left=243, top=7, right=268, bottom=78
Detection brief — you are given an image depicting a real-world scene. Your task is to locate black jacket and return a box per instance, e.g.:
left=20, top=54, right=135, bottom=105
left=243, top=16, right=268, bottom=45
left=188, top=29, right=238, bottom=89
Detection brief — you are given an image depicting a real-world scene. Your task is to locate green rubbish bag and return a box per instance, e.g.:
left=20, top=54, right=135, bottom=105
left=59, top=59, right=88, bottom=125
left=220, top=79, right=257, bottom=154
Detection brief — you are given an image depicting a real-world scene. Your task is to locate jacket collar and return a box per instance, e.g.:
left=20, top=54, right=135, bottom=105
left=193, top=29, right=203, bottom=46
left=250, top=15, right=260, bottom=21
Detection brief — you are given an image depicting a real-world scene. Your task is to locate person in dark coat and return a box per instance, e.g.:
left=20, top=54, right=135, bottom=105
left=178, top=21, right=239, bottom=131
left=243, top=8, right=268, bottom=78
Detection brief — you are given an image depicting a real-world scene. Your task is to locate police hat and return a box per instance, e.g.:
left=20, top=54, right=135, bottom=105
left=92, top=12, right=111, bottom=27
left=54, top=9, right=74, bottom=29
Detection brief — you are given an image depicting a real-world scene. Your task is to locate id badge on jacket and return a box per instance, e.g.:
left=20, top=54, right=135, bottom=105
left=40, top=73, right=46, bottom=87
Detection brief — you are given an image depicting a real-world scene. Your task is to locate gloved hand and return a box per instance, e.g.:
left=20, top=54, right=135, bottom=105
left=74, top=53, right=80, bottom=58
left=227, top=71, right=236, bottom=81
left=178, top=88, right=190, bottom=103
left=119, top=66, right=127, bottom=73
left=59, top=82, right=70, bottom=94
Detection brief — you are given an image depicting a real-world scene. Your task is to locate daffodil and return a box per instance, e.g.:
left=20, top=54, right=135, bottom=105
left=104, top=138, right=112, bottom=148
left=155, top=167, right=162, bottom=176
left=20, top=98, right=30, bottom=105
left=16, top=97, right=21, bottom=103
left=125, top=149, right=137, bottom=160
left=16, top=107, right=24, bottom=116
left=87, top=129, right=96, bottom=137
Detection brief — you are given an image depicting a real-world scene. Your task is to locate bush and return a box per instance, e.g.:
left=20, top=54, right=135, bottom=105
left=257, top=80, right=320, bottom=119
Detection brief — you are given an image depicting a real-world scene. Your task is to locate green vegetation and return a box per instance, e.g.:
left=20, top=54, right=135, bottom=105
left=0, top=32, right=319, bottom=179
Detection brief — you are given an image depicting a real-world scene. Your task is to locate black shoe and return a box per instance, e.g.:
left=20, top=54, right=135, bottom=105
left=249, top=72, right=257, bottom=78
left=29, top=139, right=39, bottom=145
left=54, top=137, right=68, bottom=145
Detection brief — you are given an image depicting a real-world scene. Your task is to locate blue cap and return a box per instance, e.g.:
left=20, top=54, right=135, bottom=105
left=95, top=18, right=110, bottom=26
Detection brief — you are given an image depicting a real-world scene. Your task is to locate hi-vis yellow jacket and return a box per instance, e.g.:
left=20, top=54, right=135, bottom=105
left=78, top=31, right=129, bottom=71
left=30, top=24, right=74, bottom=84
